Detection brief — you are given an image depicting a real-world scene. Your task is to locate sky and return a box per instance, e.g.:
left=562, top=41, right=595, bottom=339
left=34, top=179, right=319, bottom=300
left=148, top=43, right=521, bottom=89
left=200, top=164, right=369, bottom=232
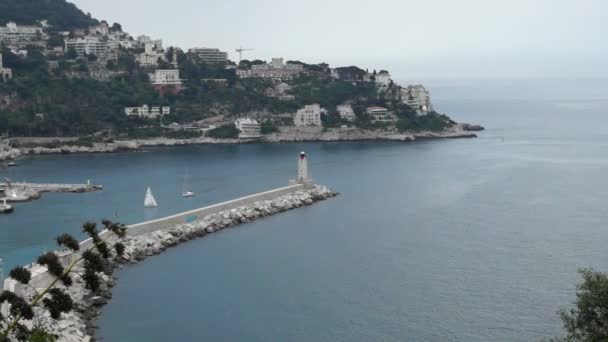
left=70, top=0, right=607, bottom=81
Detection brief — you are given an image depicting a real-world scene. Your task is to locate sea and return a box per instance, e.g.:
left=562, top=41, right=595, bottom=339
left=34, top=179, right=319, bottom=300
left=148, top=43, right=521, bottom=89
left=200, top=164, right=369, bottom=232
left=1, top=78, right=608, bottom=341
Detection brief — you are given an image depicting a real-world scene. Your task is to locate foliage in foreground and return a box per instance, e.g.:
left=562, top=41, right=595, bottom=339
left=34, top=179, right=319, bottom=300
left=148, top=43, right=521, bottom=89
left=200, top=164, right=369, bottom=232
left=552, top=269, right=608, bottom=342
left=0, top=220, right=127, bottom=342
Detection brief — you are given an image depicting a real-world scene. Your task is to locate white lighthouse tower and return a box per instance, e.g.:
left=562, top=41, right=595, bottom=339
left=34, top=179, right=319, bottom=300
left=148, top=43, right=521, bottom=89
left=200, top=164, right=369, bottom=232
left=290, top=151, right=312, bottom=186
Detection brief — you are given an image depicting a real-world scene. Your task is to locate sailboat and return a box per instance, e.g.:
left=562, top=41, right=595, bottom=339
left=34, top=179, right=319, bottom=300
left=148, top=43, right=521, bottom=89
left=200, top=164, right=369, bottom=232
left=181, top=169, right=195, bottom=198
left=144, top=187, right=159, bottom=208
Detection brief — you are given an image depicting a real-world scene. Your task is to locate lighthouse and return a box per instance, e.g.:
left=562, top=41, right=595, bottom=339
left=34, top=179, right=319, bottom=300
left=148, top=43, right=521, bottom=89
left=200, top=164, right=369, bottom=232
left=289, top=151, right=311, bottom=186
left=298, top=151, right=309, bottom=183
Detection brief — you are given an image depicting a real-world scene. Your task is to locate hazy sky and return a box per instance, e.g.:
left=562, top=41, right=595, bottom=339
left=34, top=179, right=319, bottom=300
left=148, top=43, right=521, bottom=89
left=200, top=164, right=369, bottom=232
left=71, top=0, right=607, bottom=80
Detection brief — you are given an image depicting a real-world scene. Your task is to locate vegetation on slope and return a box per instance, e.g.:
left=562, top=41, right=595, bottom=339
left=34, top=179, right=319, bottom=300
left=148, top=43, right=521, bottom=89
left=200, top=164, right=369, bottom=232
left=0, top=0, right=98, bottom=30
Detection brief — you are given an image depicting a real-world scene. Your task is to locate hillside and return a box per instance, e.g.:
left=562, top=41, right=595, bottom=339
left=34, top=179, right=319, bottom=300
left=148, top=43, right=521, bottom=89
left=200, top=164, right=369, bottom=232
left=0, top=1, right=456, bottom=141
left=0, top=0, right=97, bottom=30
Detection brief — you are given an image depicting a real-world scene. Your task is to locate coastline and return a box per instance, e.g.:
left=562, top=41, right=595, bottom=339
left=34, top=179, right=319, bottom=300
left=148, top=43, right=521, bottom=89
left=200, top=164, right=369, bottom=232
left=0, top=123, right=483, bottom=163
left=6, top=185, right=338, bottom=342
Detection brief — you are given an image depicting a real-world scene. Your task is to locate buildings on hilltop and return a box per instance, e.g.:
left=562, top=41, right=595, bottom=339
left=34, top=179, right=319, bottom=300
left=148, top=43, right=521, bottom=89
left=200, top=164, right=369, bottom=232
left=137, top=41, right=165, bottom=67
left=337, top=104, right=356, bottom=121
left=234, top=118, right=262, bottom=140
left=0, top=54, right=12, bottom=82
left=375, top=71, right=392, bottom=87
left=401, top=85, right=433, bottom=115
left=189, top=47, right=228, bottom=63
left=65, top=36, right=118, bottom=60
left=125, top=105, right=170, bottom=119
left=238, top=58, right=304, bottom=80
left=0, top=22, right=46, bottom=48
left=294, top=104, right=326, bottom=127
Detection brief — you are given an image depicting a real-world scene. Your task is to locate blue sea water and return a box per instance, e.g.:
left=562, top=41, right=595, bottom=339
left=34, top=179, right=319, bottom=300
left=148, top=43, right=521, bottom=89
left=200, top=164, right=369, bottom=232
left=2, top=79, right=608, bottom=341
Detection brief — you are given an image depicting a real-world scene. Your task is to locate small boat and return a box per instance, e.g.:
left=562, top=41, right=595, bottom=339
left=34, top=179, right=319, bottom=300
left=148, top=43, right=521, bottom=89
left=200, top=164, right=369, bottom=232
left=0, top=199, right=14, bottom=214
left=7, top=162, right=16, bottom=167
left=144, top=187, right=158, bottom=208
left=182, top=191, right=195, bottom=198
left=181, top=169, right=195, bottom=198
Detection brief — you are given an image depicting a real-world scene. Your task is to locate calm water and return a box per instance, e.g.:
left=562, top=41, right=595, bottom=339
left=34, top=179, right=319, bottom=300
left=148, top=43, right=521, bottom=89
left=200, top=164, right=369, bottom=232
left=3, top=79, right=608, bottom=341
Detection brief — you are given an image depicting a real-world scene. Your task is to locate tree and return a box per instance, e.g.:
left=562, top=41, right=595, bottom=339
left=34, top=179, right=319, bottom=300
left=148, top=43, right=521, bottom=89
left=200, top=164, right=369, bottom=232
left=111, top=23, right=122, bottom=32
left=66, top=47, right=77, bottom=60
left=555, top=269, right=608, bottom=341
left=0, top=220, right=127, bottom=342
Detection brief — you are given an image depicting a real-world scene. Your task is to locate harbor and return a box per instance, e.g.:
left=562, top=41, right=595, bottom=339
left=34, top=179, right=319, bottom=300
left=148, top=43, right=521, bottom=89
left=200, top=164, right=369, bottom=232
left=1, top=152, right=338, bottom=341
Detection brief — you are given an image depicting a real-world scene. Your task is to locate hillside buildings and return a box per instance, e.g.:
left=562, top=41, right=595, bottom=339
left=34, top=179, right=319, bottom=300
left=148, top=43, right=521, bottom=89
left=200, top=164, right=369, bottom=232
left=189, top=47, right=228, bottom=63
left=124, top=105, right=170, bottom=119
left=294, top=104, right=326, bottom=127
left=137, top=41, right=165, bottom=67
left=367, top=106, right=397, bottom=123
left=337, top=104, right=356, bottom=121
left=265, top=82, right=294, bottom=100
left=234, top=118, right=262, bottom=140
left=0, top=22, right=46, bottom=47
left=0, top=54, right=12, bottom=82
left=150, top=69, right=182, bottom=85
left=375, top=71, right=392, bottom=87
left=401, top=85, right=433, bottom=115
left=238, top=58, right=304, bottom=80
left=65, top=36, right=117, bottom=60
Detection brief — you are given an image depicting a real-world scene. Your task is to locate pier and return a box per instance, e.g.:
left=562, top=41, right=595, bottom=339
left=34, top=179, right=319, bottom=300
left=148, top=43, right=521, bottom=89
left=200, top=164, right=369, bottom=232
left=0, top=181, right=102, bottom=203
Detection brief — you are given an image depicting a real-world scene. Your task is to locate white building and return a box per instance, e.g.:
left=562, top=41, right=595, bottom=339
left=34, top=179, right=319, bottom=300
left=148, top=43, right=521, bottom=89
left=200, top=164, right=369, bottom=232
left=88, top=22, right=110, bottom=36
left=125, top=105, right=170, bottom=119
left=150, top=69, right=182, bottom=85
left=294, top=104, right=326, bottom=127
left=337, top=104, right=356, bottom=121
left=0, top=22, right=45, bottom=45
left=65, top=36, right=113, bottom=58
left=234, top=118, right=262, bottom=140
left=375, top=71, right=392, bottom=87
left=245, top=58, right=304, bottom=80
left=367, top=106, right=397, bottom=123
left=137, top=42, right=165, bottom=67
left=189, top=47, right=228, bottom=63
left=401, top=85, right=433, bottom=115
left=0, top=54, right=12, bottom=82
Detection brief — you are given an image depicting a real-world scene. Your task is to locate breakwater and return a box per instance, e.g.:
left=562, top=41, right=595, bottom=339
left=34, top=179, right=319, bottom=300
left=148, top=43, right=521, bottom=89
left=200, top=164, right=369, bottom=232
left=1, top=183, right=337, bottom=341
left=0, top=182, right=102, bottom=203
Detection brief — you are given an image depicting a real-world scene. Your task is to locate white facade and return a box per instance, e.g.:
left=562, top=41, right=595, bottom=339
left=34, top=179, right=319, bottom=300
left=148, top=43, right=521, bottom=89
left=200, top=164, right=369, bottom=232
left=65, top=36, right=113, bottom=59
left=150, top=69, right=182, bottom=85
left=0, top=54, right=12, bottom=82
left=376, top=71, right=392, bottom=87
left=367, top=106, right=396, bottom=123
left=245, top=58, right=304, bottom=80
left=125, top=105, right=170, bottom=119
left=337, top=104, right=356, bottom=121
left=234, top=118, right=262, bottom=139
left=137, top=42, right=165, bottom=67
left=402, top=85, right=433, bottom=115
left=294, top=104, right=326, bottom=127
left=0, top=22, right=45, bottom=44
left=189, top=47, right=228, bottom=63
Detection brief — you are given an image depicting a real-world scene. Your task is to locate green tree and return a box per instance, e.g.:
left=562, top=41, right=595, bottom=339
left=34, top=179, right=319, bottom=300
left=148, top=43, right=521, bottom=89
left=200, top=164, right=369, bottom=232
left=0, top=220, right=127, bottom=342
left=555, top=269, right=608, bottom=341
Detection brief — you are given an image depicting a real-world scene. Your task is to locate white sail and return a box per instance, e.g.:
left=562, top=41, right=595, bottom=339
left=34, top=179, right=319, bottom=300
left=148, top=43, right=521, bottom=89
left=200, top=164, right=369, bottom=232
left=144, top=187, right=158, bottom=207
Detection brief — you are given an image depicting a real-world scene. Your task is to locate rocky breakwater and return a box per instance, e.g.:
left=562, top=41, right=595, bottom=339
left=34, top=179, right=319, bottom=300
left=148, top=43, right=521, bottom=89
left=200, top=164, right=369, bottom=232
left=1, top=182, right=103, bottom=202
left=12, top=185, right=337, bottom=342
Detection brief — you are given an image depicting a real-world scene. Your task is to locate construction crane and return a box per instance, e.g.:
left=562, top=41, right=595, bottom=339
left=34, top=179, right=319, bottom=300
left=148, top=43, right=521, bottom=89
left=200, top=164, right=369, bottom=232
left=235, top=47, right=254, bottom=62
